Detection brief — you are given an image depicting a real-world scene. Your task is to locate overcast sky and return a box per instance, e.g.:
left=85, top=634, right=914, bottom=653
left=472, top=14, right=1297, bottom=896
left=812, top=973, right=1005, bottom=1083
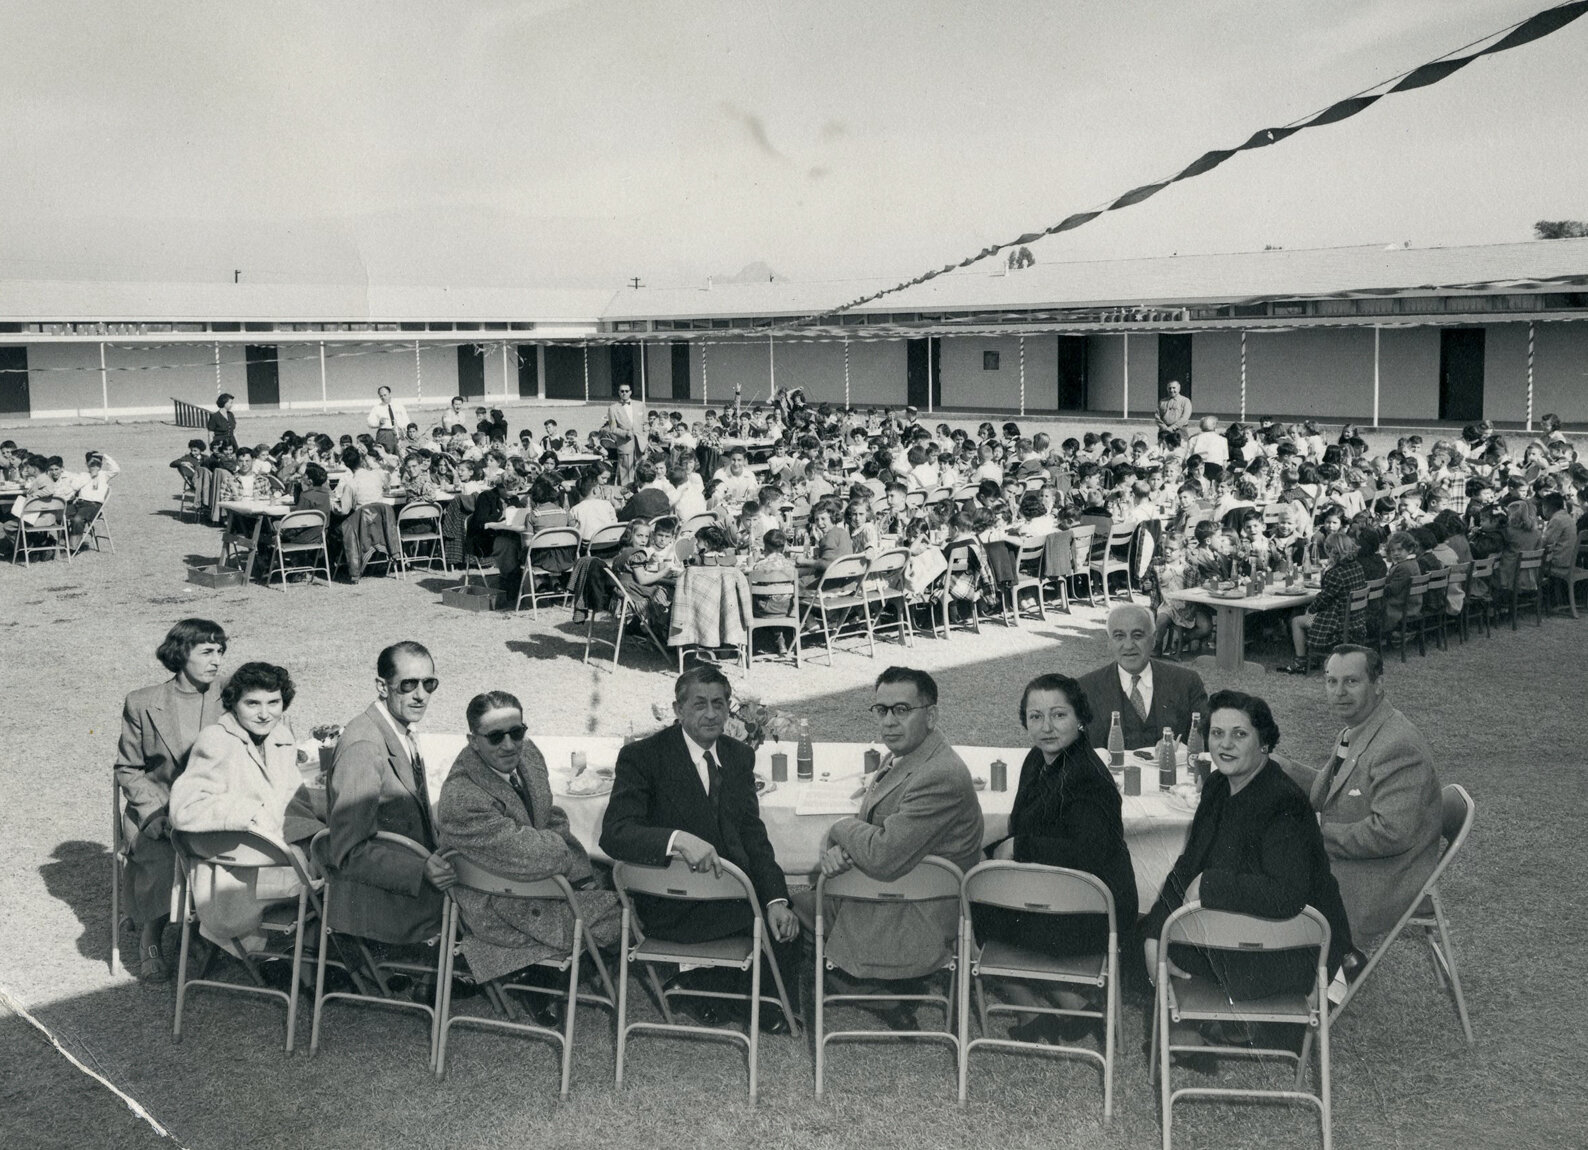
left=2, top=0, right=1584, bottom=294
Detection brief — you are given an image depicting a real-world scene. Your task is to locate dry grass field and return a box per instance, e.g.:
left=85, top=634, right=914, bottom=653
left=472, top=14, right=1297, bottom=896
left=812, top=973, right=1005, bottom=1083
left=1, top=406, right=1584, bottom=1150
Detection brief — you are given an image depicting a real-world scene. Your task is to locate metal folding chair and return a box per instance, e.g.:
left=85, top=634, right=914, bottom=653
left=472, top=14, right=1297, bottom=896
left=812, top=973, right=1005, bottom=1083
left=1151, top=904, right=1334, bottom=1150
left=860, top=547, right=915, bottom=648
left=612, top=858, right=800, bottom=1104
left=957, top=862, right=1119, bottom=1119
left=1330, top=784, right=1475, bottom=1047
left=9, top=497, right=70, bottom=565
left=1088, top=522, right=1138, bottom=603
left=683, top=512, right=718, bottom=536
left=814, top=856, right=963, bottom=1097
left=582, top=565, right=669, bottom=671
left=266, top=509, right=332, bottom=588
left=1500, top=548, right=1546, bottom=629
left=800, top=553, right=874, bottom=664
left=1009, top=537, right=1049, bottom=623
left=434, top=854, right=616, bottom=1096
left=396, top=500, right=448, bottom=573
left=309, top=830, right=445, bottom=1066
left=71, top=490, right=115, bottom=556
left=746, top=570, right=801, bottom=673
left=516, top=526, right=581, bottom=615
left=169, top=829, right=322, bottom=1053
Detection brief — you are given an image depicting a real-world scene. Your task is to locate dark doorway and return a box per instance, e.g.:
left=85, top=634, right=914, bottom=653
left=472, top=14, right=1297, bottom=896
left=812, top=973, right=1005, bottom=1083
left=0, top=346, right=28, bottom=415
left=457, top=344, right=486, bottom=400
left=244, top=345, right=280, bottom=408
left=543, top=345, right=585, bottom=399
left=906, top=338, right=941, bottom=409
left=1439, top=328, right=1485, bottom=422
left=610, top=344, right=637, bottom=398
left=516, top=345, right=539, bottom=397
left=1057, top=336, right=1088, bottom=410
left=1158, top=333, right=1193, bottom=399
left=671, top=342, right=691, bottom=400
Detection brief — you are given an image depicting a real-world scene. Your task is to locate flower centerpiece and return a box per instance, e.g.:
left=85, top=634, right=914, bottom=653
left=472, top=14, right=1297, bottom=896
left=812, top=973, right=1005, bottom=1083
left=723, top=694, right=797, bottom=751
left=311, top=723, right=343, bottom=779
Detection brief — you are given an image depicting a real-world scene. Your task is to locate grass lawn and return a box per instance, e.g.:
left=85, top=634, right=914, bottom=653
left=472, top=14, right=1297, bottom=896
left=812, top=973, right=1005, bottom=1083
left=0, top=411, right=1583, bottom=1150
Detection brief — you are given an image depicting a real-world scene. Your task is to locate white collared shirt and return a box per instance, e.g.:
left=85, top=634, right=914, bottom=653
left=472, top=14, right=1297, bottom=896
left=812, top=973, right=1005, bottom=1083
left=372, top=702, right=421, bottom=768
left=1117, top=662, right=1155, bottom=716
left=665, top=730, right=787, bottom=909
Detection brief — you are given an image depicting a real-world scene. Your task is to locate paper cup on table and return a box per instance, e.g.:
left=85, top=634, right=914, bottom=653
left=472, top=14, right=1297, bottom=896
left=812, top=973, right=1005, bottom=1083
left=571, top=751, right=587, bottom=774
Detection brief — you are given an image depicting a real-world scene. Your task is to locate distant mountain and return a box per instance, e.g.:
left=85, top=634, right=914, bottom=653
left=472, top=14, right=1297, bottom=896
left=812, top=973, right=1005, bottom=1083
left=714, top=261, right=785, bottom=284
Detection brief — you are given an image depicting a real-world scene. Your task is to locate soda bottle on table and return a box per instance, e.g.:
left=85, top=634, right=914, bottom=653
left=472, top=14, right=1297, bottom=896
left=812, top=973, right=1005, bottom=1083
left=1157, top=727, right=1177, bottom=791
left=796, top=719, right=814, bottom=781
left=1107, top=711, right=1125, bottom=769
left=1187, top=712, right=1206, bottom=788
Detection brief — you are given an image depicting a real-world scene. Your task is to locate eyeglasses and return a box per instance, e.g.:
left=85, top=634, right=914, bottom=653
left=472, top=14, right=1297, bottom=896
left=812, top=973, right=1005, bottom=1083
left=390, top=677, right=440, bottom=695
left=868, top=703, right=927, bottom=720
left=476, top=724, right=528, bottom=746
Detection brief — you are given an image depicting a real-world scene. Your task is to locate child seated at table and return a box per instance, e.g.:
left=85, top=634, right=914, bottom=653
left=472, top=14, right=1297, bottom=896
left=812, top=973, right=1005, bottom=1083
left=618, top=516, right=683, bottom=634
left=748, top=529, right=797, bottom=618
left=902, top=519, right=948, bottom=598
left=1151, top=535, right=1212, bottom=653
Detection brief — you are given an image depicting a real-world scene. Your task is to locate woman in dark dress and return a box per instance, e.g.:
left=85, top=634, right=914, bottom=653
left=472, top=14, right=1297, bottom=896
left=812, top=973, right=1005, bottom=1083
left=207, top=393, right=238, bottom=454
left=974, top=673, right=1137, bottom=1041
left=1142, top=691, right=1351, bottom=1004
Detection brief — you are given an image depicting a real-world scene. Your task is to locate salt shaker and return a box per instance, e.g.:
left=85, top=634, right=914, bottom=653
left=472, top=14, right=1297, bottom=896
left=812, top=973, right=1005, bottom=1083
left=990, top=758, right=1008, bottom=792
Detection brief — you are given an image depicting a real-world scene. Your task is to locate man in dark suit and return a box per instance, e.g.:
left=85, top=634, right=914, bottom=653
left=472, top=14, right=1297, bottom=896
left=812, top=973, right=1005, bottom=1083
left=1078, top=604, right=1209, bottom=749
left=600, top=665, right=799, bottom=1028
left=326, top=641, right=455, bottom=946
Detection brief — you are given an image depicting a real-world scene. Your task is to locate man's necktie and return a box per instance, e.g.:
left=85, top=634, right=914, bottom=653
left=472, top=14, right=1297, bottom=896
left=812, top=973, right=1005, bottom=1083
left=1129, top=674, right=1149, bottom=722
left=506, top=769, right=534, bottom=818
left=704, top=749, right=722, bottom=806
left=408, top=737, right=437, bottom=844
left=386, top=403, right=396, bottom=429
left=1324, top=734, right=1351, bottom=792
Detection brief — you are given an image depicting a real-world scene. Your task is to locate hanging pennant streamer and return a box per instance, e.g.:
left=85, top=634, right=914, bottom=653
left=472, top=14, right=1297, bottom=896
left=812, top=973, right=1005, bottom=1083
left=796, top=0, right=1588, bottom=325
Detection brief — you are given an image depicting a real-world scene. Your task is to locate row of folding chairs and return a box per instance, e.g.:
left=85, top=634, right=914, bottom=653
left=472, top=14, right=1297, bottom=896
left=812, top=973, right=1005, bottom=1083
left=139, top=784, right=1475, bottom=1144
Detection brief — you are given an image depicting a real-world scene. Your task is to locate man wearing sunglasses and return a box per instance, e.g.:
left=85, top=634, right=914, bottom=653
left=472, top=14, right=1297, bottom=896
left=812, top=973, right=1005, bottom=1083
left=792, top=666, right=983, bottom=1026
left=326, top=641, right=455, bottom=949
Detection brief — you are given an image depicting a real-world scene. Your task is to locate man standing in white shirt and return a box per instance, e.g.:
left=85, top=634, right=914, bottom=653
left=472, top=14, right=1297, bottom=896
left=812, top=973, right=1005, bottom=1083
left=366, top=386, right=409, bottom=454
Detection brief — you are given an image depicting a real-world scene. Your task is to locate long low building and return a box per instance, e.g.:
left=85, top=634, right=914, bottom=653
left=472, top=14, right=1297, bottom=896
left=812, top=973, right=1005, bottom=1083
left=1, top=237, right=1586, bottom=425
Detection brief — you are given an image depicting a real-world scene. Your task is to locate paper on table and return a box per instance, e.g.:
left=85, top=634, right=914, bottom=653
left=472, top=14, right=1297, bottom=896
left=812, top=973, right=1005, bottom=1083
left=794, top=781, right=863, bottom=816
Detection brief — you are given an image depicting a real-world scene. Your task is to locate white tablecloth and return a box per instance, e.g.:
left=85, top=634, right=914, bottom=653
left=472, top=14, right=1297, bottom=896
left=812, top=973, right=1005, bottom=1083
left=411, top=734, right=1195, bottom=907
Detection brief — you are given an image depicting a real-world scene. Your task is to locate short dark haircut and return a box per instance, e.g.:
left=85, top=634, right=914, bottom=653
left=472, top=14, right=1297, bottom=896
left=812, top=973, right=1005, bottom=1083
left=221, top=662, right=295, bottom=712
left=465, top=690, right=522, bottom=732
left=156, top=618, right=228, bottom=673
left=341, top=446, right=363, bottom=470
left=875, top=665, right=938, bottom=706
left=1327, top=644, right=1384, bottom=681
left=1203, top=689, right=1281, bottom=751
left=674, top=663, right=731, bottom=702
left=376, top=640, right=432, bottom=681
left=1018, top=673, right=1092, bottom=730
left=762, top=527, right=787, bottom=551
left=303, top=462, right=328, bottom=486
left=216, top=392, right=234, bottom=407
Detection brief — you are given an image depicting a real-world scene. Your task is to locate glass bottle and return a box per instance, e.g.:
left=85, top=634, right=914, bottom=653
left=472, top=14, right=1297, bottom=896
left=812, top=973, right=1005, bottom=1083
left=1157, top=726, right=1178, bottom=790
left=796, top=719, right=814, bottom=781
left=1107, top=711, right=1125, bottom=769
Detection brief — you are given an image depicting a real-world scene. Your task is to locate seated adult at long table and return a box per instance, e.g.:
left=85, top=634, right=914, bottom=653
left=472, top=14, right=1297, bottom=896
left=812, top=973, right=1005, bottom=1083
left=599, top=665, right=801, bottom=1032
left=978, top=672, right=1137, bottom=1043
left=1142, top=691, right=1352, bottom=1008
left=1078, top=604, right=1209, bottom=750
left=794, top=666, right=984, bottom=1029
left=438, top=690, right=621, bottom=1023
left=325, top=642, right=455, bottom=948
left=168, top=661, right=318, bottom=957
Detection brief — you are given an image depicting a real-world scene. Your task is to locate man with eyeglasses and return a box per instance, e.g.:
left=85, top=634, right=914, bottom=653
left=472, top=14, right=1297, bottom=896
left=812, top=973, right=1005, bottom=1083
left=326, top=641, right=455, bottom=948
left=792, top=667, right=983, bottom=1025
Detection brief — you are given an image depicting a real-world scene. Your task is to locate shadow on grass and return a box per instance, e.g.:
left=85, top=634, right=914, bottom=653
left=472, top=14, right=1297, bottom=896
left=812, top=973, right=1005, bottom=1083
left=39, top=841, right=113, bottom=967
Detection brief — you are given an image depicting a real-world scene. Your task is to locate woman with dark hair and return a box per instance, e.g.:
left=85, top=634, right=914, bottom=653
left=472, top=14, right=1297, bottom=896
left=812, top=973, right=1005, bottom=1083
left=975, top=674, right=1137, bottom=1041
left=115, top=619, right=229, bottom=980
left=1142, top=691, right=1351, bottom=1003
left=168, top=661, right=309, bottom=957
left=208, top=393, right=238, bottom=453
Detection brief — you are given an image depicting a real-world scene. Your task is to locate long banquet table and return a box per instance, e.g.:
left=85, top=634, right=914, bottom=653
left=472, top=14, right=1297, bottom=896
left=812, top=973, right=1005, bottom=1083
left=405, top=733, right=1198, bottom=907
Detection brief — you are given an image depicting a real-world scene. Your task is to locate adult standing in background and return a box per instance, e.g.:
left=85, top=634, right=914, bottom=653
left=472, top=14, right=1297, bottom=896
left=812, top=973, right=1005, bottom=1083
left=1156, top=379, right=1193, bottom=437
left=604, top=382, right=647, bottom=487
left=208, top=393, right=238, bottom=454
left=366, top=385, right=409, bottom=455
left=114, top=619, right=228, bottom=981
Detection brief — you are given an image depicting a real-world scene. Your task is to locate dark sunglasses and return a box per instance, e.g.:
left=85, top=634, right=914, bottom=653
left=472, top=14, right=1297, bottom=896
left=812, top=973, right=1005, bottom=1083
left=477, top=724, right=528, bottom=746
left=390, top=677, right=440, bottom=695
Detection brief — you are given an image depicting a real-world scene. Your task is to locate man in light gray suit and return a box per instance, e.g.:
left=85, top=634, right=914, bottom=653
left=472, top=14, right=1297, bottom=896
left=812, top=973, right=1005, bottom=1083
left=1277, top=644, right=1443, bottom=954
left=603, top=382, right=646, bottom=487
left=792, top=667, right=983, bottom=1024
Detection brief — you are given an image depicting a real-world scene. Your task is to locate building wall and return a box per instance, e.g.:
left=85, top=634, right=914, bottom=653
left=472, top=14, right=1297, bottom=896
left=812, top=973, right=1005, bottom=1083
left=1482, top=322, right=1531, bottom=424
left=684, top=337, right=907, bottom=408
left=1082, top=332, right=1158, bottom=416
left=938, top=335, right=1060, bottom=411
left=1486, top=319, right=1588, bottom=423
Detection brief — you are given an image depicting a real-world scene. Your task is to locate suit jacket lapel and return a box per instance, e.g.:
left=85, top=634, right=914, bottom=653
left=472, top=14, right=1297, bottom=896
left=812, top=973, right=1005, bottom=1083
left=145, top=680, right=184, bottom=764
left=865, top=733, right=936, bottom=816
left=462, top=746, right=533, bottom=824
left=368, top=701, right=423, bottom=803
left=665, top=726, right=713, bottom=808
left=1326, top=704, right=1391, bottom=804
